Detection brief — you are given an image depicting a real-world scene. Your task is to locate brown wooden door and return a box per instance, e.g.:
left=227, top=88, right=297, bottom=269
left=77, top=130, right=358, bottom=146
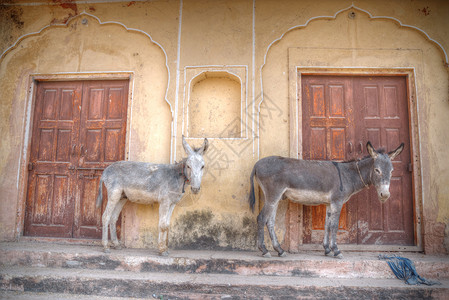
left=24, top=82, right=82, bottom=237
left=75, top=81, right=129, bottom=238
left=298, top=75, right=414, bottom=246
left=301, top=76, right=357, bottom=245
left=24, top=80, right=129, bottom=239
left=353, top=76, right=414, bottom=245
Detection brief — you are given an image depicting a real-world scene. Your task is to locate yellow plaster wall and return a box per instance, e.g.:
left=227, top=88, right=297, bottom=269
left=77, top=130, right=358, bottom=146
left=1, top=0, right=448, bottom=254
left=189, top=73, right=242, bottom=138
left=0, top=12, right=171, bottom=241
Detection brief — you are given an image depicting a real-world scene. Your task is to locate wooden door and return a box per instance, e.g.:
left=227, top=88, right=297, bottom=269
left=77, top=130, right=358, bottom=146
left=24, top=82, right=82, bottom=237
left=24, top=80, right=129, bottom=239
left=353, top=76, right=414, bottom=245
left=297, top=75, right=414, bottom=246
left=74, top=81, right=129, bottom=238
left=301, top=76, right=357, bottom=244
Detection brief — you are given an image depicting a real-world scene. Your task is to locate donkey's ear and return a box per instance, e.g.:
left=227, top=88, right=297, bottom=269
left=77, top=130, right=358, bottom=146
left=388, top=143, right=404, bottom=160
left=197, top=138, right=209, bottom=155
left=366, top=141, right=378, bottom=159
left=182, top=135, right=194, bottom=155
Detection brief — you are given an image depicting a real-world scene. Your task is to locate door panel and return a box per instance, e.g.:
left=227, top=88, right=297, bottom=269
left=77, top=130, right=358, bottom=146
left=79, top=81, right=128, bottom=167
left=75, top=173, right=103, bottom=238
left=298, top=75, right=414, bottom=247
left=301, top=76, right=356, bottom=245
left=353, top=76, right=413, bottom=245
left=75, top=80, right=129, bottom=238
left=25, top=80, right=128, bottom=239
left=25, top=82, right=81, bottom=237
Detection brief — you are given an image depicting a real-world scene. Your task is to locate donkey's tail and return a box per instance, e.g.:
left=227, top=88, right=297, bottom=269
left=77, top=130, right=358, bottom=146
left=96, top=177, right=104, bottom=208
left=249, top=165, right=257, bottom=213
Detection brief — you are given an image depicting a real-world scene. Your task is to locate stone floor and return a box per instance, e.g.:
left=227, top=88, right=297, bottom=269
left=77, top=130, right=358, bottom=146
left=1, top=241, right=448, bottom=299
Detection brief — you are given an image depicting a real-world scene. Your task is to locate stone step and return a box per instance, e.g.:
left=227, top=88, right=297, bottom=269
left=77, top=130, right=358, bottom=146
left=1, top=242, right=448, bottom=280
left=1, top=266, right=448, bottom=299
left=0, top=290, right=144, bottom=300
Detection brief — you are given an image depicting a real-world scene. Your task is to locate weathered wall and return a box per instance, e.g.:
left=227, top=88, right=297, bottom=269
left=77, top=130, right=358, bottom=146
left=0, top=0, right=448, bottom=254
left=258, top=1, right=449, bottom=254
left=0, top=4, right=173, bottom=241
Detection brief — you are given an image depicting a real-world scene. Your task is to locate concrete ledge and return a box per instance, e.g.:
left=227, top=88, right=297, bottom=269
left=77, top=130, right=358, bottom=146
left=1, top=242, right=448, bottom=279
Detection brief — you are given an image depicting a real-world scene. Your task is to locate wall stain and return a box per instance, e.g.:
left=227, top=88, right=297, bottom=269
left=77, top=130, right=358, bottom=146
left=7, top=7, right=24, bottom=29
left=0, top=6, right=24, bottom=47
left=170, top=210, right=257, bottom=250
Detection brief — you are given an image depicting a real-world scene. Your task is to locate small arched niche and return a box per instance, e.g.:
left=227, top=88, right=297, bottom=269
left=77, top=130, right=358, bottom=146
left=188, top=71, right=242, bottom=138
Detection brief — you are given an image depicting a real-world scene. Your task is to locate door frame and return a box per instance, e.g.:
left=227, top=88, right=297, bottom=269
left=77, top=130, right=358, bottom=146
left=16, top=72, right=134, bottom=241
left=286, top=67, right=423, bottom=252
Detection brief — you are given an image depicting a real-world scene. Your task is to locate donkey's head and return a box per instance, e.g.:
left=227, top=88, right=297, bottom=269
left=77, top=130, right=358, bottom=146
left=182, top=136, right=209, bottom=194
left=366, top=142, right=404, bottom=203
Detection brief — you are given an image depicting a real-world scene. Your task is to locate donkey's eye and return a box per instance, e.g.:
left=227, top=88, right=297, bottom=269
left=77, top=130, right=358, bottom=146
left=201, top=165, right=204, bottom=169
left=187, top=165, right=191, bottom=169
left=375, top=168, right=381, bottom=175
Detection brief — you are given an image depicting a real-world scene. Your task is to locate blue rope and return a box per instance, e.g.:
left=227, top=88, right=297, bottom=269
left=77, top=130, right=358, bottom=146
left=379, top=254, right=441, bottom=286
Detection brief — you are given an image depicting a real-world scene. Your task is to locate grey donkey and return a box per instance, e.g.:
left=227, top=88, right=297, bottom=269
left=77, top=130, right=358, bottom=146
left=249, top=142, right=404, bottom=258
left=96, top=136, right=208, bottom=255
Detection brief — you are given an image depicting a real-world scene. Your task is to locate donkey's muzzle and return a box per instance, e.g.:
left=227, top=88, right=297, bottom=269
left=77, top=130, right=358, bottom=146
left=191, top=187, right=201, bottom=194
left=379, top=194, right=390, bottom=202
left=378, top=192, right=390, bottom=202
left=378, top=185, right=390, bottom=202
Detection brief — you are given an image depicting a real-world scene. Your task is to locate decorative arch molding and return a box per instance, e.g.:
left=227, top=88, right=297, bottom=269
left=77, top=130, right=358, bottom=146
left=0, top=11, right=173, bottom=118
left=190, top=70, right=242, bottom=89
left=182, top=66, right=248, bottom=142
left=257, top=3, right=448, bottom=157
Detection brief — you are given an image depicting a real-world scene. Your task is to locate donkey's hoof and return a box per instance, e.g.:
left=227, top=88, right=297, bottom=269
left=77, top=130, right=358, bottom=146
left=334, top=252, right=343, bottom=259
left=113, top=244, right=122, bottom=250
left=262, top=251, right=272, bottom=258
left=159, top=251, right=169, bottom=257
left=103, top=248, right=111, bottom=254
left=324, top=249, right=332, bottom=256
left=278, top=251, right=287, bottom=257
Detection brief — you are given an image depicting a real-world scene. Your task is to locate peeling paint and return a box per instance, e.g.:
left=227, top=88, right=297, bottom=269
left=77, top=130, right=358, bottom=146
left=418, top=7, right=431, bottom=16
left=50, top=0, right=78, bottom=24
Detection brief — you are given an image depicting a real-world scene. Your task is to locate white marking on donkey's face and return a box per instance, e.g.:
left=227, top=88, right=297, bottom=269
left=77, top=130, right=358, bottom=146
left=182, top=136, right=208, bottom=194
left=370, top=159, right=394, bottom=203
left=377, top=184, right=391, bottom=203
left=185, top=154, right=205, bottom=194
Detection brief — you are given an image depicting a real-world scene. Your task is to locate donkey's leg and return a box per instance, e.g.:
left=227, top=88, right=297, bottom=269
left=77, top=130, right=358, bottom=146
left=109, top=198, right=127, bottom=250
left=329, top=203, right=343, bottom=259
left=255, top=185, right=270, bottom=257
left=158, top=201, right=176, bottom=256
left=257, top=205, right=270, bottom=257
left=102, top=189, right=121, bottom=253
left=323, top=205, right=332, bottom=256
left=265, top=200, right=286, bottom=257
